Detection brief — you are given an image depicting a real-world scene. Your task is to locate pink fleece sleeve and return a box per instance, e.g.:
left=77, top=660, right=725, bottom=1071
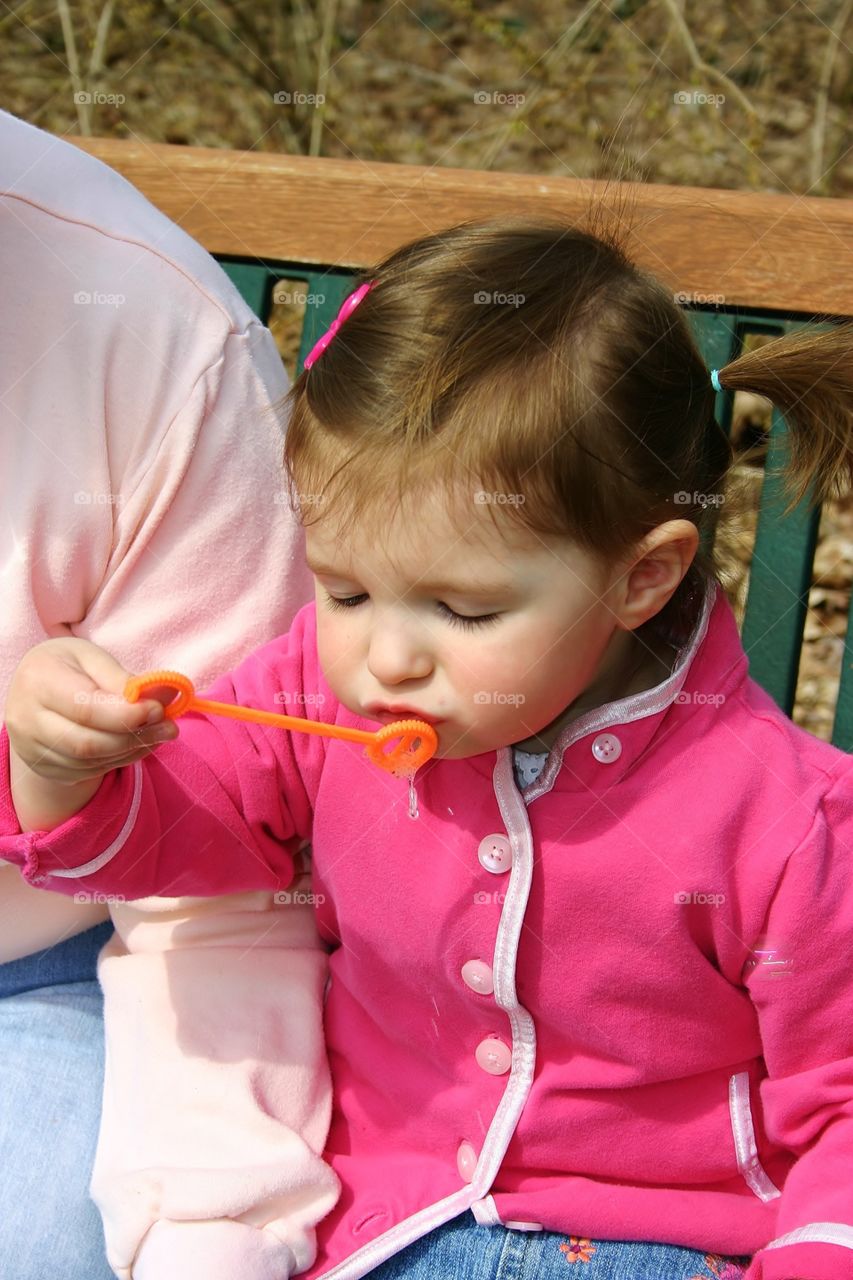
left=743, top=764, right=853, bottom=1280
left=0, top=604, right=326, bottom=902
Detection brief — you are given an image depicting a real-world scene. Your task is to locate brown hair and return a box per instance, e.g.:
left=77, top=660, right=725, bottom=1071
left=283, top=216, right=853, bottom=647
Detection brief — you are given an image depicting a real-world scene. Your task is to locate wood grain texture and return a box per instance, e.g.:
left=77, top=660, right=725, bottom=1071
left=70, top=136, right=853, bottom=316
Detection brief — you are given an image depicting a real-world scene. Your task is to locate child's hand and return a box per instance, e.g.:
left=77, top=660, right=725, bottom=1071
left=5, top=637, right=179, bottom=832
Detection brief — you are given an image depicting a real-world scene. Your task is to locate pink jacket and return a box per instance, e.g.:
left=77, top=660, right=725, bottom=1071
left=2, top=580, right=852, bottom=1280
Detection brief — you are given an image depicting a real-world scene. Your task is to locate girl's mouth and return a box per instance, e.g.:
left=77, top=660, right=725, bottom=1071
left=365, top=705, right=442, bottom=726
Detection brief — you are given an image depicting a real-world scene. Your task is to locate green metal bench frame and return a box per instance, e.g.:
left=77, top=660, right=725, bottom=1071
left=69, top=137, right=853, bottom=751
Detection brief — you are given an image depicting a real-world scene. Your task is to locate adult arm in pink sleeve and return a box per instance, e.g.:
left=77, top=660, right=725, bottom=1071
left=74, top=317, right=314, bottom=685
left=1, top=311, right=313, bottom=954
left=743, top=764, right=853, bottom=1280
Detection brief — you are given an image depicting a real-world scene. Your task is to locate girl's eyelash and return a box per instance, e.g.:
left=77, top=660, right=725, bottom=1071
left=323, top=593, right=501, bottom=631
left=440, top=604, right=500, bottom=630
left=324, top=593, right=367, bottom=613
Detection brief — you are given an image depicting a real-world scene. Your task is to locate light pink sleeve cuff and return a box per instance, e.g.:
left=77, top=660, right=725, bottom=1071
left=131, top=1220, right=299, bottom=1280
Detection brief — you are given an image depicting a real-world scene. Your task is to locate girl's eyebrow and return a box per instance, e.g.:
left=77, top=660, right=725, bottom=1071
left=417, top=575, right=517, bottom=597
left=307, top=560, right=516, bottom=598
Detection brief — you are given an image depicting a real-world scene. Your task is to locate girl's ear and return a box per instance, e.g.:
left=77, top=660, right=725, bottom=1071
left=617, top=520, right=699, bottom=631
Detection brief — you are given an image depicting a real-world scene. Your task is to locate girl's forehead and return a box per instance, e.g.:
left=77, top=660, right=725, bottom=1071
left=306, top=512, right=512, bottom=573
left=305, top=490, right=542, bottom=575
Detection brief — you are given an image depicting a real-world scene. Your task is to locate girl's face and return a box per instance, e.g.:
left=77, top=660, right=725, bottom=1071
left=305, top=488, right=636, bottom=759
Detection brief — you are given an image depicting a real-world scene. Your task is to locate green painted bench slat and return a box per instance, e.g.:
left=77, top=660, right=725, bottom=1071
left=222, top=262, right=851, bottom=751
left=836, top=609, right=853, bottom=751
left=219, top=261, right=271, bottom=323
left=740, top=405, right=822, bottom=716
left=291, top=271, right=359, bottom=372
left=689, top=312, right=851, bottom=751
left=219, top=261, right=356, bottom=365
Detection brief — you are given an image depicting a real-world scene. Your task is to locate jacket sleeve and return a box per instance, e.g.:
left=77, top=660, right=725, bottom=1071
left=743, top=762, right=853, bottom=1280
left=0, top=604, right=327, bottom=904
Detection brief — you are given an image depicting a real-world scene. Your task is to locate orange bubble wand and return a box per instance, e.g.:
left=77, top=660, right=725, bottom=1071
left=124, top=670, right=437, bottom=774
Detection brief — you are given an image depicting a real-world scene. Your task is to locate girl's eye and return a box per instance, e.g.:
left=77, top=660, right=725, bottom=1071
left=323, top=593, right=500, bottom=630
left=325, top=593, right=368, bottom=611
left=437, top=603, right=501, bottom=630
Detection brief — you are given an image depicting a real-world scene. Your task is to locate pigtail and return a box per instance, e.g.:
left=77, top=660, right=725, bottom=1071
left=713, top=321, right=853, bottom=514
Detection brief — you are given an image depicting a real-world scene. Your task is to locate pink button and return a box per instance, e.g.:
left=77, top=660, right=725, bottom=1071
left=461, top=959, right=495, bottom=995
left=477, top=834, right=513, bottom=874
left=475, top=1036, right=512, bottom=1075
left=456, top=1140, right=477, bottom=1182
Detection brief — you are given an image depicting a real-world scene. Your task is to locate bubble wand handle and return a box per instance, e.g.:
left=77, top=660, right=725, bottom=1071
left=123, top=670, right=437, bottom=772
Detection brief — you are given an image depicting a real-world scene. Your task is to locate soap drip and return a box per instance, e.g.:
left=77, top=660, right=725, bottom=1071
left=407, top=774, right=419, bottom=820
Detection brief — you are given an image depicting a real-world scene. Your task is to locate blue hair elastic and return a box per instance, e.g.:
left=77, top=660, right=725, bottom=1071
left=710, top=368, right=723, bottom=393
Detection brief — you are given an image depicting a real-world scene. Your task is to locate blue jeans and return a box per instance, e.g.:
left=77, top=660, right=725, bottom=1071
left=0, top=935, right=753, bottom=1280
left=0, top=924, right=115, bottom=1280
left=365, top=1212, right=753, bottom=1280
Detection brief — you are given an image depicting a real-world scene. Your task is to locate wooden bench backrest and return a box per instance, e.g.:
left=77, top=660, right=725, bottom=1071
left=72, top=138, right=853, bottom=750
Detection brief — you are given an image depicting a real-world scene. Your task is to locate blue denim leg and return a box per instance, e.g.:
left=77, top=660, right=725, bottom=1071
left=0, top=926, right=114, bottom=1280
left=364, top=1214, right=509, bottom=1280
left=0, top=921, right=113, bottom=996
left=364, top=1212, right=752, bottom=1280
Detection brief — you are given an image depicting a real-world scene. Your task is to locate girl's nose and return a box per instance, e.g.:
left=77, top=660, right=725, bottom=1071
left=367, top=620, right=433, bottom=685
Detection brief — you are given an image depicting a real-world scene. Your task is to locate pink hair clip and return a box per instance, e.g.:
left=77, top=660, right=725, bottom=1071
left=303, top=280, right=376, bottom=370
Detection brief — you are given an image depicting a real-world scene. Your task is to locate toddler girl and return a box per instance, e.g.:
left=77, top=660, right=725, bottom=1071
left=3, top=217, right=853, bottom=1280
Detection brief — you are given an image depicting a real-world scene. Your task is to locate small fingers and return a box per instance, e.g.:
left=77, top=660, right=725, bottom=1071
left=31, top=708, right=179, bottom=774
left=54, top=681, right=168, bottom=736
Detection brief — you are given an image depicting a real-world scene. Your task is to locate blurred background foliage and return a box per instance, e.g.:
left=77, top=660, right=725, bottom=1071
left=3, top=0, right=851, bottom=194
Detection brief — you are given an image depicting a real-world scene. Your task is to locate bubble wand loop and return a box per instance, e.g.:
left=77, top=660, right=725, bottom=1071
left=124, top=670, right=437, bottom=774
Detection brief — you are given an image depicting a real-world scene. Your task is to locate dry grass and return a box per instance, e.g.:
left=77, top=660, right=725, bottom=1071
left=5, top=1, right=851, bottom=194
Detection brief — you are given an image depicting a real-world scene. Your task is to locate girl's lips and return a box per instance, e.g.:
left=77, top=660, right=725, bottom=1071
left=366, top=706, right=442, bottom=726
